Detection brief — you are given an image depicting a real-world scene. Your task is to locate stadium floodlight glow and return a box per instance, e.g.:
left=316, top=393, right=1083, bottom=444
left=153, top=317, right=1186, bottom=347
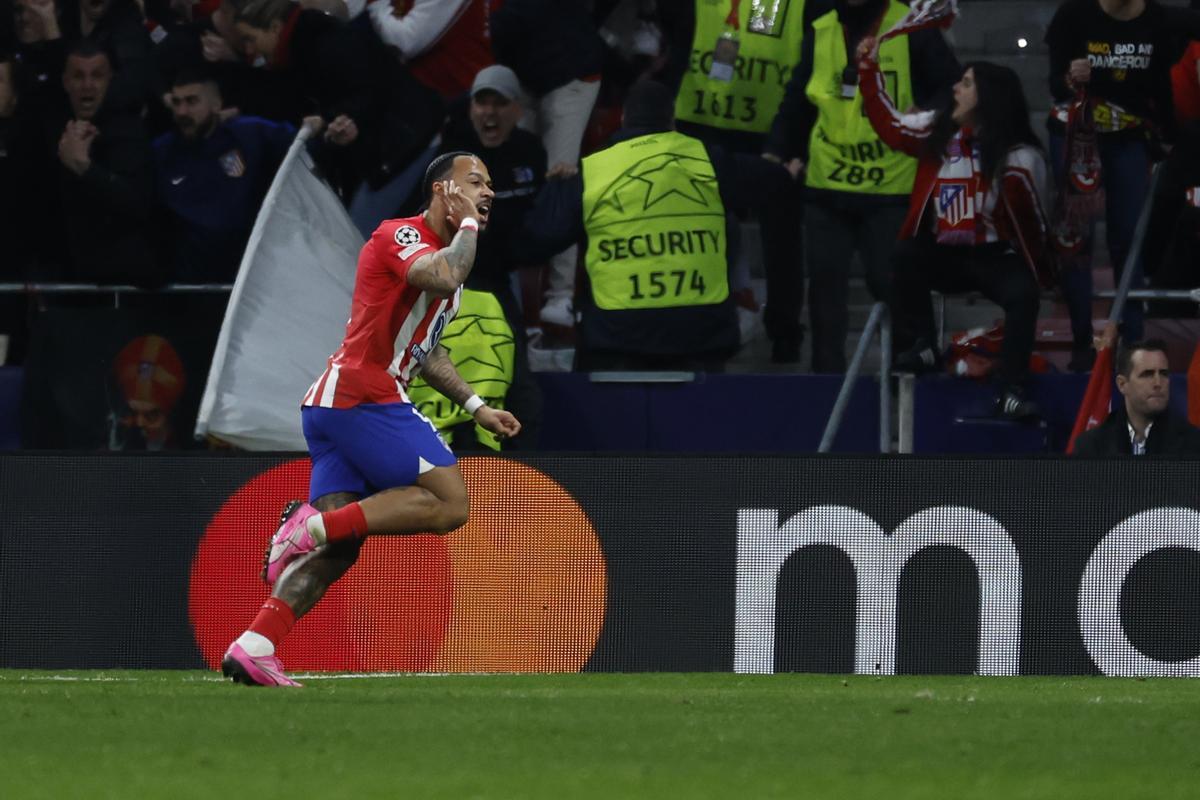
left=1017, top=37, right=1028, bottom=48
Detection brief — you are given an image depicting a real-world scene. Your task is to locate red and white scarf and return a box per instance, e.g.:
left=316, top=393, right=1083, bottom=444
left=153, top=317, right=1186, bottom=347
left=879, top=0, right=959, bottom=43
left=931, top=128, right=983, bottom=246
left=1051, top=91, right=1106, bottom=260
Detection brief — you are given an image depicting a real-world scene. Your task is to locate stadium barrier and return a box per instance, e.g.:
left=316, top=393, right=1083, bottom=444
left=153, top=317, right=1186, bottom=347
left=2, top=453, right=1199, bottom=676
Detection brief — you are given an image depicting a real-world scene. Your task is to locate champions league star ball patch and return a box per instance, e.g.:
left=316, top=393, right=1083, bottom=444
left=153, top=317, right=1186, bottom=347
left=395, top=225, right=422, bottom=247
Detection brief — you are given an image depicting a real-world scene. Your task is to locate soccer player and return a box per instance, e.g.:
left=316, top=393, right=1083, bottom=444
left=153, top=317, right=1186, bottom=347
left=221, top=151, right=520, bottom=687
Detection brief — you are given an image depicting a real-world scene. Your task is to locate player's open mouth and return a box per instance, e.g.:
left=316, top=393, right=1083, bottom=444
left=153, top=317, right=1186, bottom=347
left=477, top=203, right=491, bottom=222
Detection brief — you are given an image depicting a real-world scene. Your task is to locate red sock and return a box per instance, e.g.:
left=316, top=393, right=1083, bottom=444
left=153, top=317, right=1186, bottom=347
left=321, top=501, right=369, bottom=544
left=248, top=597, right=295, bottom=648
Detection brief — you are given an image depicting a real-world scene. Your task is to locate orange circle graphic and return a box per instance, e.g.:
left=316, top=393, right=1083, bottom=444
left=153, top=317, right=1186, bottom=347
left=189, top=457, right=607, bottom=672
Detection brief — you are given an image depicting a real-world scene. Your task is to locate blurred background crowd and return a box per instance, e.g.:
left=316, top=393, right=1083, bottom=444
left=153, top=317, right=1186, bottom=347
left=0, top=0, right=1198, bottom=452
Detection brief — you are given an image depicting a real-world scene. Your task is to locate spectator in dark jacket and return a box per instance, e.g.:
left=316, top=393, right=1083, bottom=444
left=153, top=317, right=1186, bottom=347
left=12, top=0, right=70, bottom=114
left=153, top=68, right=295, bottom=283
left=234, top=0, right=443, bottom=215
left=8, top=2, right=71, bottom=275
left=60, top=0, right=162, bottom=119
left=0, top=51, right=43, bottom=365
left=55, top=40, right=158, bottom=284
left=149, top=0, right=297, bottom=125
left=1073, top=339, right=1200, bottom=455
left=491, top=0, right=605, bottom=329
left=1142, top=120, right=1200, bottom=315
left=491, top=0, right=603, bottom=103
left=0, top=51, right=42, bottom=281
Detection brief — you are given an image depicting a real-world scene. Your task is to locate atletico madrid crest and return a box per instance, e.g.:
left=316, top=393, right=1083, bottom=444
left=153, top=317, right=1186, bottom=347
left=219, top=149, right=246, bottom=178
left=937, top=182, right=971, bottom=226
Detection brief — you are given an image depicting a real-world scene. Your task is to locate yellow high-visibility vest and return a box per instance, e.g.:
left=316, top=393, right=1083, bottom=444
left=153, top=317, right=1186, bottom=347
left=674, top=0, right=808, bottom=134
left=582, top=131, right=728, bottom=310
left=805, top=1, right=916, bottom=195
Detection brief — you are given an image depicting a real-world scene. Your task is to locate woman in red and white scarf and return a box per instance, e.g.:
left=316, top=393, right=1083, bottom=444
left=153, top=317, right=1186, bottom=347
left=855, top=36, right=1055, bottom=421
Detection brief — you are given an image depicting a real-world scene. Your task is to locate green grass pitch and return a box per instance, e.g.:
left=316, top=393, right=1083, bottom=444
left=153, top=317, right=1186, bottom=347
left=2, top=671, right=1199, bottom=799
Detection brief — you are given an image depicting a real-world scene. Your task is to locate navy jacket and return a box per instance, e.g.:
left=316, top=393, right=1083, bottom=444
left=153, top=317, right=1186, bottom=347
left=153, top=116, right=295, bottom=283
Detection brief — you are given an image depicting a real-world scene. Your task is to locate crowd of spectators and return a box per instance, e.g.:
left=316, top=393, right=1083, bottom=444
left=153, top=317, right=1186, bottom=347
left=2, top=0, right=1200, bottom=438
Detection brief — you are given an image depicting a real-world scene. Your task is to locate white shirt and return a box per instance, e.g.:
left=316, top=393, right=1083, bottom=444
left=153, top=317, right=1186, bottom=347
left=1127, top=420, right=1153, bottom=456
left=368, top=0, right=472, bottom=59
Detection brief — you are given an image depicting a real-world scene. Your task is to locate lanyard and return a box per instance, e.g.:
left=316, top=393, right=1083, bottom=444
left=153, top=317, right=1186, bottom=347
left=841, top=3, right=889, bottom=58
left=726, top=0, right=741, bottom=30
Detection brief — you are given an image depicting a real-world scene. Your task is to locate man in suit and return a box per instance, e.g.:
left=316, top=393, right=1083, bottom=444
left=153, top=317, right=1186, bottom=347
left=1073, top=339, right=1200, bottom=456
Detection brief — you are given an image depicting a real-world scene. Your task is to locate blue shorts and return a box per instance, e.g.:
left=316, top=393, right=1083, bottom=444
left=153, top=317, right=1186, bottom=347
left=301, top=403, right=457, bottom=501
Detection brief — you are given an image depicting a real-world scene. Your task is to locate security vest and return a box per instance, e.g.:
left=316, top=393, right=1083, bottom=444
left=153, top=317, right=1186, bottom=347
left=407, top=289, right=515, bottom=451
left=674, top=0, right=808, bottom=135
left=805, top=1, right=916, bottom=196
left=582, top=131, right=728, bottom=311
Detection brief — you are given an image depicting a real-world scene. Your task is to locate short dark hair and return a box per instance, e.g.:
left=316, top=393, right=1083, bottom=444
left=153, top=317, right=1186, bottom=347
left=1116, top=338, right=1169, bottom=377
left=170, top=66, right=220, bottom=92
left=66, top=40, right=112, bottom=65
left=423, top=151, right=477, bottom=202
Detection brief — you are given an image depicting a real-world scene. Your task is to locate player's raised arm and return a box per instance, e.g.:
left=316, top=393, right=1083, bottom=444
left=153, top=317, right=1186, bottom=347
left=407, top=178, right=486, bottom=296
left=421, top=345, right=521, bottom=439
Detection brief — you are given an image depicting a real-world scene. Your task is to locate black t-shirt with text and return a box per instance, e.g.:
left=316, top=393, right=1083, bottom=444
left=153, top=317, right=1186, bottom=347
left=1045, top=0, right=1184, bottom=129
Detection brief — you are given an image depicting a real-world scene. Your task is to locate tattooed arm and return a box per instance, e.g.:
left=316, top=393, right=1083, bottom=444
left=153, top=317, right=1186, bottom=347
left=405, top=225, right=478, bottom=297
left=421, top=345, right=522, bottom=439
left=421, top=345, right=475, bottom=408
left=407, top=178, right=481, bottom=296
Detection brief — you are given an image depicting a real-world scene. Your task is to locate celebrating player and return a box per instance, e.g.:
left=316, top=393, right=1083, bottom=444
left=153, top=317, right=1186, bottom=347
left=222, top=151, right=520, bottom=687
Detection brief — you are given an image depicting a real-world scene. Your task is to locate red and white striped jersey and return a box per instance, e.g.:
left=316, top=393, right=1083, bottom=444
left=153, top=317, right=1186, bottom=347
left=302, top=214, right=462, bottom=409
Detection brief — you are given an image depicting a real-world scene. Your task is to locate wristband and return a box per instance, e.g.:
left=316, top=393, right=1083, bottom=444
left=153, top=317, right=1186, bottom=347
left=463, top=394, right=485, bottom=415
left=459, top=217, right=479, bottom=232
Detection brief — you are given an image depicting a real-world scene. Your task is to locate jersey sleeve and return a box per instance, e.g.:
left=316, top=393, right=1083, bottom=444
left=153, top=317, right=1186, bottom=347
left=376, top=221, right=437, bottom=282
left=858, top=57, right=936, bottom=158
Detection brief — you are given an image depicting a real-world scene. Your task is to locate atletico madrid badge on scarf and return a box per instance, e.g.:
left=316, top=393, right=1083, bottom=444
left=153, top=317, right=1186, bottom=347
left=219, top=149, right=246, bottom=178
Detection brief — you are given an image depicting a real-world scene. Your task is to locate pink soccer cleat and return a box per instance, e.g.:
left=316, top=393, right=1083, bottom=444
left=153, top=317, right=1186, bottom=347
left=261, top=500, right=321, bottom=585
left=221, top=642, right=302, bottom=687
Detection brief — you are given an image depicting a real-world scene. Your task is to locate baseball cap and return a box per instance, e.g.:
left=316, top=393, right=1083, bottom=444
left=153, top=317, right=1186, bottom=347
left=471, top=65, right=521, bottom=101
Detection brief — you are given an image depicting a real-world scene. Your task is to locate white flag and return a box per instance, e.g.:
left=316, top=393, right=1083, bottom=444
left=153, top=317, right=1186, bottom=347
left=195, top=126, right=364, bottom=450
